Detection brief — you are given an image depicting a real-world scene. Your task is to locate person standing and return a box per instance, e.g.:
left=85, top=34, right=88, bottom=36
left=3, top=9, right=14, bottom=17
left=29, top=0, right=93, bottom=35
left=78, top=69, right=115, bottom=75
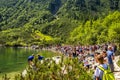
left=94, top=54, right=115, bottom=80
left=107, top=46, right=114, bottom=72
left=94, top=54, right=108, bottom=80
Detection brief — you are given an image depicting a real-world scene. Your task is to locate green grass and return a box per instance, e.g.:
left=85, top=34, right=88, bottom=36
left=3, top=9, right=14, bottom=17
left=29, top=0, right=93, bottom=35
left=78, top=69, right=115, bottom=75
left=0, top=71, right=20, bottom=80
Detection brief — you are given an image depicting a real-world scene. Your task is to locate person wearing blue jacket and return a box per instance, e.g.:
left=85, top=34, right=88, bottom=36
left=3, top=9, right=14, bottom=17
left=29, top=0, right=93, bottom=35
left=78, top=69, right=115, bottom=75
left=38, top=55, right=44, bottom=60
left=28, top=54, right=34, bottom=61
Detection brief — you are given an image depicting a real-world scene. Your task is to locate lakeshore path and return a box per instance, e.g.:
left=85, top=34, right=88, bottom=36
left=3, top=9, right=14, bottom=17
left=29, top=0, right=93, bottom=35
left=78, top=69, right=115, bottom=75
left=46, top=48, right=120, bottom=80
left=114, top=56, right=120, bottom=80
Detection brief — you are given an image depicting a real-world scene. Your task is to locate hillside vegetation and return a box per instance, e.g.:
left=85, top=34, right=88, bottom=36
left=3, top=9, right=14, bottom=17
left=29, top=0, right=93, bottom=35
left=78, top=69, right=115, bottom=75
left=0, top=0, right=120, bottom=46
left=69, top=11, right=120, bottom=45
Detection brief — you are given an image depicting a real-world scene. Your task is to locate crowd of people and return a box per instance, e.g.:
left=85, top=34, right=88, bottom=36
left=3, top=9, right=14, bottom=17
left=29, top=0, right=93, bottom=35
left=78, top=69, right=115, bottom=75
left=55, top=43, right=117, bottom=80
left=27, top=43, right=118, bottom=80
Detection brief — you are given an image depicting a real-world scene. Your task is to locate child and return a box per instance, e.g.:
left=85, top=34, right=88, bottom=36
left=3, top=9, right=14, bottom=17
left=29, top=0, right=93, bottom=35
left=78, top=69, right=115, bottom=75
left=102, top=51, right=108, bottom=64
left=83, top=56, right=90, bottom=69
left=94, top=54, right=108, bottom=80
left=94, top=52, right=100, bottom=63
left=93, top=52, right=100, bottom=69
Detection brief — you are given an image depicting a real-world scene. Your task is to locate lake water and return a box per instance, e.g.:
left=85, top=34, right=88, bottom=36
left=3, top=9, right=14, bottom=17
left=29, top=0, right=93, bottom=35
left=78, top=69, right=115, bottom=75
left=0, top=47, right=37, bottom=76
left=0, top=47, right=59, bottom=78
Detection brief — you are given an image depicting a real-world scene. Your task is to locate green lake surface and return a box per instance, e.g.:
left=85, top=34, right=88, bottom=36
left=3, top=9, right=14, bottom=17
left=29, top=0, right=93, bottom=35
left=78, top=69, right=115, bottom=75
left=0, top=47, right=38, bottom=76
left=0, top=47, right=59, bottom=79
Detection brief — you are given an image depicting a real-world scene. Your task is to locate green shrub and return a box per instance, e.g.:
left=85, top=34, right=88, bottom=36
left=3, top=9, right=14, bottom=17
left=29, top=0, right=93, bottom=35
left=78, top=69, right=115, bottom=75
left=3, top=55, right=93, bottom=80
left=117, top=59, right=120, bottom=67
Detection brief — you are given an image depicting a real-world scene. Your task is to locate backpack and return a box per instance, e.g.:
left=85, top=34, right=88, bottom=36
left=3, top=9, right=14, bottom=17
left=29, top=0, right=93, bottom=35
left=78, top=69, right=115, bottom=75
left=98, top=65, right=115, bottom=80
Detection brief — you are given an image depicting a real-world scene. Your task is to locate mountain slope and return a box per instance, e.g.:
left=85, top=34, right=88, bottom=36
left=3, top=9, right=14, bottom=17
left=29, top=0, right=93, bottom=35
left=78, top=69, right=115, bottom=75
left=0, top=0, right=120, bottom=46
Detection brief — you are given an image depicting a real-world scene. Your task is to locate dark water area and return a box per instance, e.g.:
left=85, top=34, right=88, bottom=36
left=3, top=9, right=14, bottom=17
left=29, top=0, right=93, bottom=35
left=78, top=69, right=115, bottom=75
left=0, top=47, right=37, bottom=75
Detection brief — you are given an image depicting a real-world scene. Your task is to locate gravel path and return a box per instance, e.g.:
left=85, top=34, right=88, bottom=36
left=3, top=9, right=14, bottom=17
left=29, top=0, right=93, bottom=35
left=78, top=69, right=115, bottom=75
left=114, top=56, right=120, bottom=80
left=45, top=48, right=120, bottom=80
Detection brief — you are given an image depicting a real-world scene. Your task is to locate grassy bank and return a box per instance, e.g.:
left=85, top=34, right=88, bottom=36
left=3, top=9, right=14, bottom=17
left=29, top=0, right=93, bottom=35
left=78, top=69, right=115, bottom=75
left=0, top=71, right=20, bottom=80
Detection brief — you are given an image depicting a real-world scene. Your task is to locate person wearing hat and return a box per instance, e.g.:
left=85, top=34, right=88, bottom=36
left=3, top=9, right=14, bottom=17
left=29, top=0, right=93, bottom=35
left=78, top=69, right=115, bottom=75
left=107, top=46, right=114, bottom=72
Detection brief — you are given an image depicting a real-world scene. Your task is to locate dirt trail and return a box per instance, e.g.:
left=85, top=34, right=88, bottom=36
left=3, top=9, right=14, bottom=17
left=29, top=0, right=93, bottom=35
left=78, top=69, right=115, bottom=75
left=114, top=56, right=120, bottom=80
left=44, top=48, right=120, bottom=80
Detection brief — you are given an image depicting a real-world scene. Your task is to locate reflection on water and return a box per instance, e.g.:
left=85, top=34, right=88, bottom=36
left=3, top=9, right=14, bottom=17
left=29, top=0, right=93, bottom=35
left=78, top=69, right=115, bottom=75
left=0, top=47, right=37, bottom=75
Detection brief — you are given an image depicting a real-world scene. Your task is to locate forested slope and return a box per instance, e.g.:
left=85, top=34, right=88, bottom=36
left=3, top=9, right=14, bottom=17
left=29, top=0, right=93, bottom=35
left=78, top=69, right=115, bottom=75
left=69, top=11, right=120, bottom=45
left=0, top=0, right=120, bottom=46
